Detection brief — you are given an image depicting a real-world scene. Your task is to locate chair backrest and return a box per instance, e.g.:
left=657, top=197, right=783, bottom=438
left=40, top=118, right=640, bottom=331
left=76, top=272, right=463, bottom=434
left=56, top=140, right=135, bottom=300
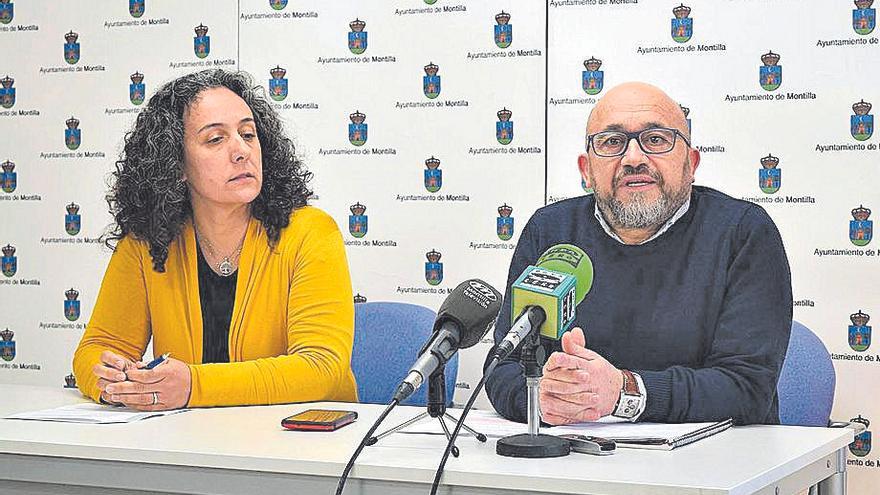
left=351, top=301, right=458, bottom=406
left=777, top=321, right=836, bottom=426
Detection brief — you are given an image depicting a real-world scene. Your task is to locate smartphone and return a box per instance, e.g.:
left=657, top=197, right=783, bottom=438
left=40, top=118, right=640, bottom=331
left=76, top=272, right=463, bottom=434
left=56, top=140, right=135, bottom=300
left=281, top=409, right=358, bottom=431
left=557, top=434, right=616, bottom=456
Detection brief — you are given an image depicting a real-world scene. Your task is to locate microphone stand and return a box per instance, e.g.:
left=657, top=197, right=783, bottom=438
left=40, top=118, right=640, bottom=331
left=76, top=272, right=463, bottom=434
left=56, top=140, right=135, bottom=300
left=366, top=368, right=487, bottom=457
left=496, top=331, right=571, bottom=458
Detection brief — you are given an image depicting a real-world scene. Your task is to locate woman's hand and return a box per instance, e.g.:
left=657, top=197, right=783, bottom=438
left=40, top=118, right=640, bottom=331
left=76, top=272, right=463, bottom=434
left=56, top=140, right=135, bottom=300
left=104, top=358, right=192, bottom=411
left=92, top=350, right=137, bottom=405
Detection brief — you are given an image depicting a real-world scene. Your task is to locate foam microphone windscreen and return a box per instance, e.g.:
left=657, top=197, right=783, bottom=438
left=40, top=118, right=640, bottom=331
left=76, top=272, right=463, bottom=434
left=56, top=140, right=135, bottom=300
left=535, top=244, right=594, bottom=303
left=433, top=279, right=503, bottom=349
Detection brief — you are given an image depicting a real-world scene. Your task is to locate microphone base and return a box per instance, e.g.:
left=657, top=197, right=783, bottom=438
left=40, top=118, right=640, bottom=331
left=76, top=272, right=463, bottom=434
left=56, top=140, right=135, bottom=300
left=496, top=433, right=571, bottom=458
left=368, top=411, right=488, bottom=458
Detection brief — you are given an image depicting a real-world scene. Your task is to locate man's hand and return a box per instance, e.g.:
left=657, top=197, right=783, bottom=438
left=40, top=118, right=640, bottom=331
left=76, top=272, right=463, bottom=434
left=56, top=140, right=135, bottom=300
left=539, top=327, right=623, bottom=425
left=93, top=350, right=137, bottom=405
left=104, top=358, right=192, bottom=411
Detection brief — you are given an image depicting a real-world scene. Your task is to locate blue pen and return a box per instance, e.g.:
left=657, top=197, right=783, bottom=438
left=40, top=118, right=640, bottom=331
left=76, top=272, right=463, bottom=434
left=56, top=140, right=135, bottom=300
left=144, top=352, right=171, bottom=370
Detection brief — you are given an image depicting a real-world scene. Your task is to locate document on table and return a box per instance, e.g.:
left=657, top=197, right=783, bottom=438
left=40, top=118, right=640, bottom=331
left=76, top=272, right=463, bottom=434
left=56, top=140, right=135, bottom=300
left=5, top=403, right=189, bottom=424
left=400, top=409, right=732, bottom=450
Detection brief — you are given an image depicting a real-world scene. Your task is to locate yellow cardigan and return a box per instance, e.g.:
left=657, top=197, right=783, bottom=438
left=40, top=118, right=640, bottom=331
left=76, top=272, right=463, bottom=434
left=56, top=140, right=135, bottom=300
left=73, top=206, right=358, bottom=407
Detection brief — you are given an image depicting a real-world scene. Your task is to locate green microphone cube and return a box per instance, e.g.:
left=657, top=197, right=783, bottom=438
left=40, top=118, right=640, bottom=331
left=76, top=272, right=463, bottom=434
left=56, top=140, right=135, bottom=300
left=511, top=266, right=577, bottom=339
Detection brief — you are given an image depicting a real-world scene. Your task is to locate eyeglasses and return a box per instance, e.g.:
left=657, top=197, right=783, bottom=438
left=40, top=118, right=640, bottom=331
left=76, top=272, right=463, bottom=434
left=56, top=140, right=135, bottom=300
left=586, top=127, right=691, bottom=158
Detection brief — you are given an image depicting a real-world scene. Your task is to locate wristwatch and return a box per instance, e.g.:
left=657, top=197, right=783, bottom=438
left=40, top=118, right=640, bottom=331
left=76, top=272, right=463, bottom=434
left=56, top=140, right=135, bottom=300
left=612, top=369, right=646, bottom=420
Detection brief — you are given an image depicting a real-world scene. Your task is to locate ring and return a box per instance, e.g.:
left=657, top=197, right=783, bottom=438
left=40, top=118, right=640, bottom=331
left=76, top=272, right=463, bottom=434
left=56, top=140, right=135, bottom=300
left=151, top=391, right=158, bottom=406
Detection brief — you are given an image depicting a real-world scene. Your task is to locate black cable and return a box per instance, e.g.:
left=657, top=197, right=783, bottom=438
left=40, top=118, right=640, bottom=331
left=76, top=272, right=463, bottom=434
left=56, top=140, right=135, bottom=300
left=335, top=398, right=400, bottom=495
left=429, top=357, right=500, bottom=495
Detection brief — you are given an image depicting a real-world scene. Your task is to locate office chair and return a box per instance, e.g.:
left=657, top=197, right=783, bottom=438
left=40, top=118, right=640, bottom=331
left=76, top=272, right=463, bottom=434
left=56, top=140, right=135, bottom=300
left=777, top=320, right=836, bottom=427
left=351, top=301, right=458, bottom=406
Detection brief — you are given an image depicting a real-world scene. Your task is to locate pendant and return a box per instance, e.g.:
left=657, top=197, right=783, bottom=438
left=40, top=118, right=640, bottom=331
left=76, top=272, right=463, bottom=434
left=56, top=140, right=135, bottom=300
left=218, top=258, right=234, bottom=276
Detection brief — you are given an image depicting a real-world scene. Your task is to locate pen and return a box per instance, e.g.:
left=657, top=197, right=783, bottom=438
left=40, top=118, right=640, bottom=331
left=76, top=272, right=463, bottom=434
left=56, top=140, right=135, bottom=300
left=144, top=352, right=171, bottom=370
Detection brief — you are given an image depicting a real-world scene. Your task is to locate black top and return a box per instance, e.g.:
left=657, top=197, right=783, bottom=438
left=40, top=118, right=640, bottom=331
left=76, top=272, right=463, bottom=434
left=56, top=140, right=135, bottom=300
left=196, top=244, right=236, bottom=364
left=484, top=186, right=793, bottom=425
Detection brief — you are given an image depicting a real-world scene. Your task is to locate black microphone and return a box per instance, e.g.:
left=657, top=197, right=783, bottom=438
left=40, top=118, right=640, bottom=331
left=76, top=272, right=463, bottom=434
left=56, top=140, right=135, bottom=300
left=392, top=279, right=502, bottom=403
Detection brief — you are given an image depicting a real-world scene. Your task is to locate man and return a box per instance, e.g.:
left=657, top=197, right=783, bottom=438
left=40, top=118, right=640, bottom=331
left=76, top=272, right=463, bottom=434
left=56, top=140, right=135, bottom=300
left=485, top=82, right=792, bottom=425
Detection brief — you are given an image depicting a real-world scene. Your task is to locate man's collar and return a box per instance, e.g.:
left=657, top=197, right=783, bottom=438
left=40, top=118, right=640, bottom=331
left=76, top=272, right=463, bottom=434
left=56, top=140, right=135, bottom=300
left=593, top=197, right=691, bottom=245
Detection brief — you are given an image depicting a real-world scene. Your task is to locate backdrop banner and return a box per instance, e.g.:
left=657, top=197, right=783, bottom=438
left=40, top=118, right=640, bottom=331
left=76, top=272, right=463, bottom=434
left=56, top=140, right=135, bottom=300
left=1, top=2, right=876, bottom=491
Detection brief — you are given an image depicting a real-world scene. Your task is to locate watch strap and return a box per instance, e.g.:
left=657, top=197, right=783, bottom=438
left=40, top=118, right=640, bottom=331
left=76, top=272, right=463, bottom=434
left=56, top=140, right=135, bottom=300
left=621, top=369, right=639, bottom=395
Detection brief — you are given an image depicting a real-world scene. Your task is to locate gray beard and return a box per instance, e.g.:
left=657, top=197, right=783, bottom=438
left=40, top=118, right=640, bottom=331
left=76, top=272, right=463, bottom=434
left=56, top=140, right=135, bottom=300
left=601, top=190, right=679, bottom=229
left=593, top=164, right=691, bottom=230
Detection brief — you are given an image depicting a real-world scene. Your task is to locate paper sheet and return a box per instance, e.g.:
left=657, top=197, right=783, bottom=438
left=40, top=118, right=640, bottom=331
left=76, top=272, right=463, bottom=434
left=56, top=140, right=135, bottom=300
left=399, top=409, right=724, bottom=443
left=5, top=403, right=188, bottom=424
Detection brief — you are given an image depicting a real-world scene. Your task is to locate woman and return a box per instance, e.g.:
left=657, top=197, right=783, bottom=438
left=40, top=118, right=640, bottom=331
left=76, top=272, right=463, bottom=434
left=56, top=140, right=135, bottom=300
left=72, top=69, right=357, bottom=410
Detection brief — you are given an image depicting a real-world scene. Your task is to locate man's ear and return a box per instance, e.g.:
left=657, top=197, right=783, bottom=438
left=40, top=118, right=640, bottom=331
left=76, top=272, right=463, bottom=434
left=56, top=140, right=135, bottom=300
left=578, top=153, right=590, bottom=184
left=688, top=148, right=701, bottom=177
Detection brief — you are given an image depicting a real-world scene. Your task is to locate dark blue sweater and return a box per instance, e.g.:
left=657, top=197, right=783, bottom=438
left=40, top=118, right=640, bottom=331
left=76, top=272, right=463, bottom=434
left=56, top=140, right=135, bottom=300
left=484, top=186, right=792, bottom=425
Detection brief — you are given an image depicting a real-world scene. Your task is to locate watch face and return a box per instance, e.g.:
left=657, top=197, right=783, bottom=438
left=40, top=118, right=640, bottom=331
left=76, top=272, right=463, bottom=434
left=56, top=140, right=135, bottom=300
left=615, top=394, right=641, bottom=418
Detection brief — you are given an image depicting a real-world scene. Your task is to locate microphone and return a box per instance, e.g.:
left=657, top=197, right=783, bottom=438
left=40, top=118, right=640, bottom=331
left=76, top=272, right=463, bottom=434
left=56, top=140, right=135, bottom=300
left=491, top=244, right=594, bottom=459
left=491, top=244, right=593, bottom=361
left=393, top=279, right=502, bottom=403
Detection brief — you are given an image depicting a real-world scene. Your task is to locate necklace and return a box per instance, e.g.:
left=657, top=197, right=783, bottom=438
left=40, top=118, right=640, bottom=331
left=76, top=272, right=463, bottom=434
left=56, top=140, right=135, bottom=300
left=197, top=228, right=245, bottom=277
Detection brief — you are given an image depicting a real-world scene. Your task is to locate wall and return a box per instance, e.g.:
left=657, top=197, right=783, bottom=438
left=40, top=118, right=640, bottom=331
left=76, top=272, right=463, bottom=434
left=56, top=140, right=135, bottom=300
left=0, top=1, right=877, bottom=491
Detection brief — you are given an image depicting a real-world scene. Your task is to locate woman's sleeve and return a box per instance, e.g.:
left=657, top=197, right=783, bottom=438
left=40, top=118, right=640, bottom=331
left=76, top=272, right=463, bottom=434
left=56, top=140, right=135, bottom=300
left=187, top=215, right=355, bottom=407
left=72, top=238, right=152, bottom=402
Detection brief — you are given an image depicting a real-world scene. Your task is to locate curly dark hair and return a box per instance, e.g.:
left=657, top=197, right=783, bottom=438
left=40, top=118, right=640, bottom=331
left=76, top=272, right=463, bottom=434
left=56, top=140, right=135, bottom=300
left=105, top=69, right=312, bottom=272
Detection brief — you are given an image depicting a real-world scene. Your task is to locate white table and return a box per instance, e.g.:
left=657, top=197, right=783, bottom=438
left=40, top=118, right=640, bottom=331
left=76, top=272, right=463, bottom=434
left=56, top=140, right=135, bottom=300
left=0, top=385, right=853, bottom=495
